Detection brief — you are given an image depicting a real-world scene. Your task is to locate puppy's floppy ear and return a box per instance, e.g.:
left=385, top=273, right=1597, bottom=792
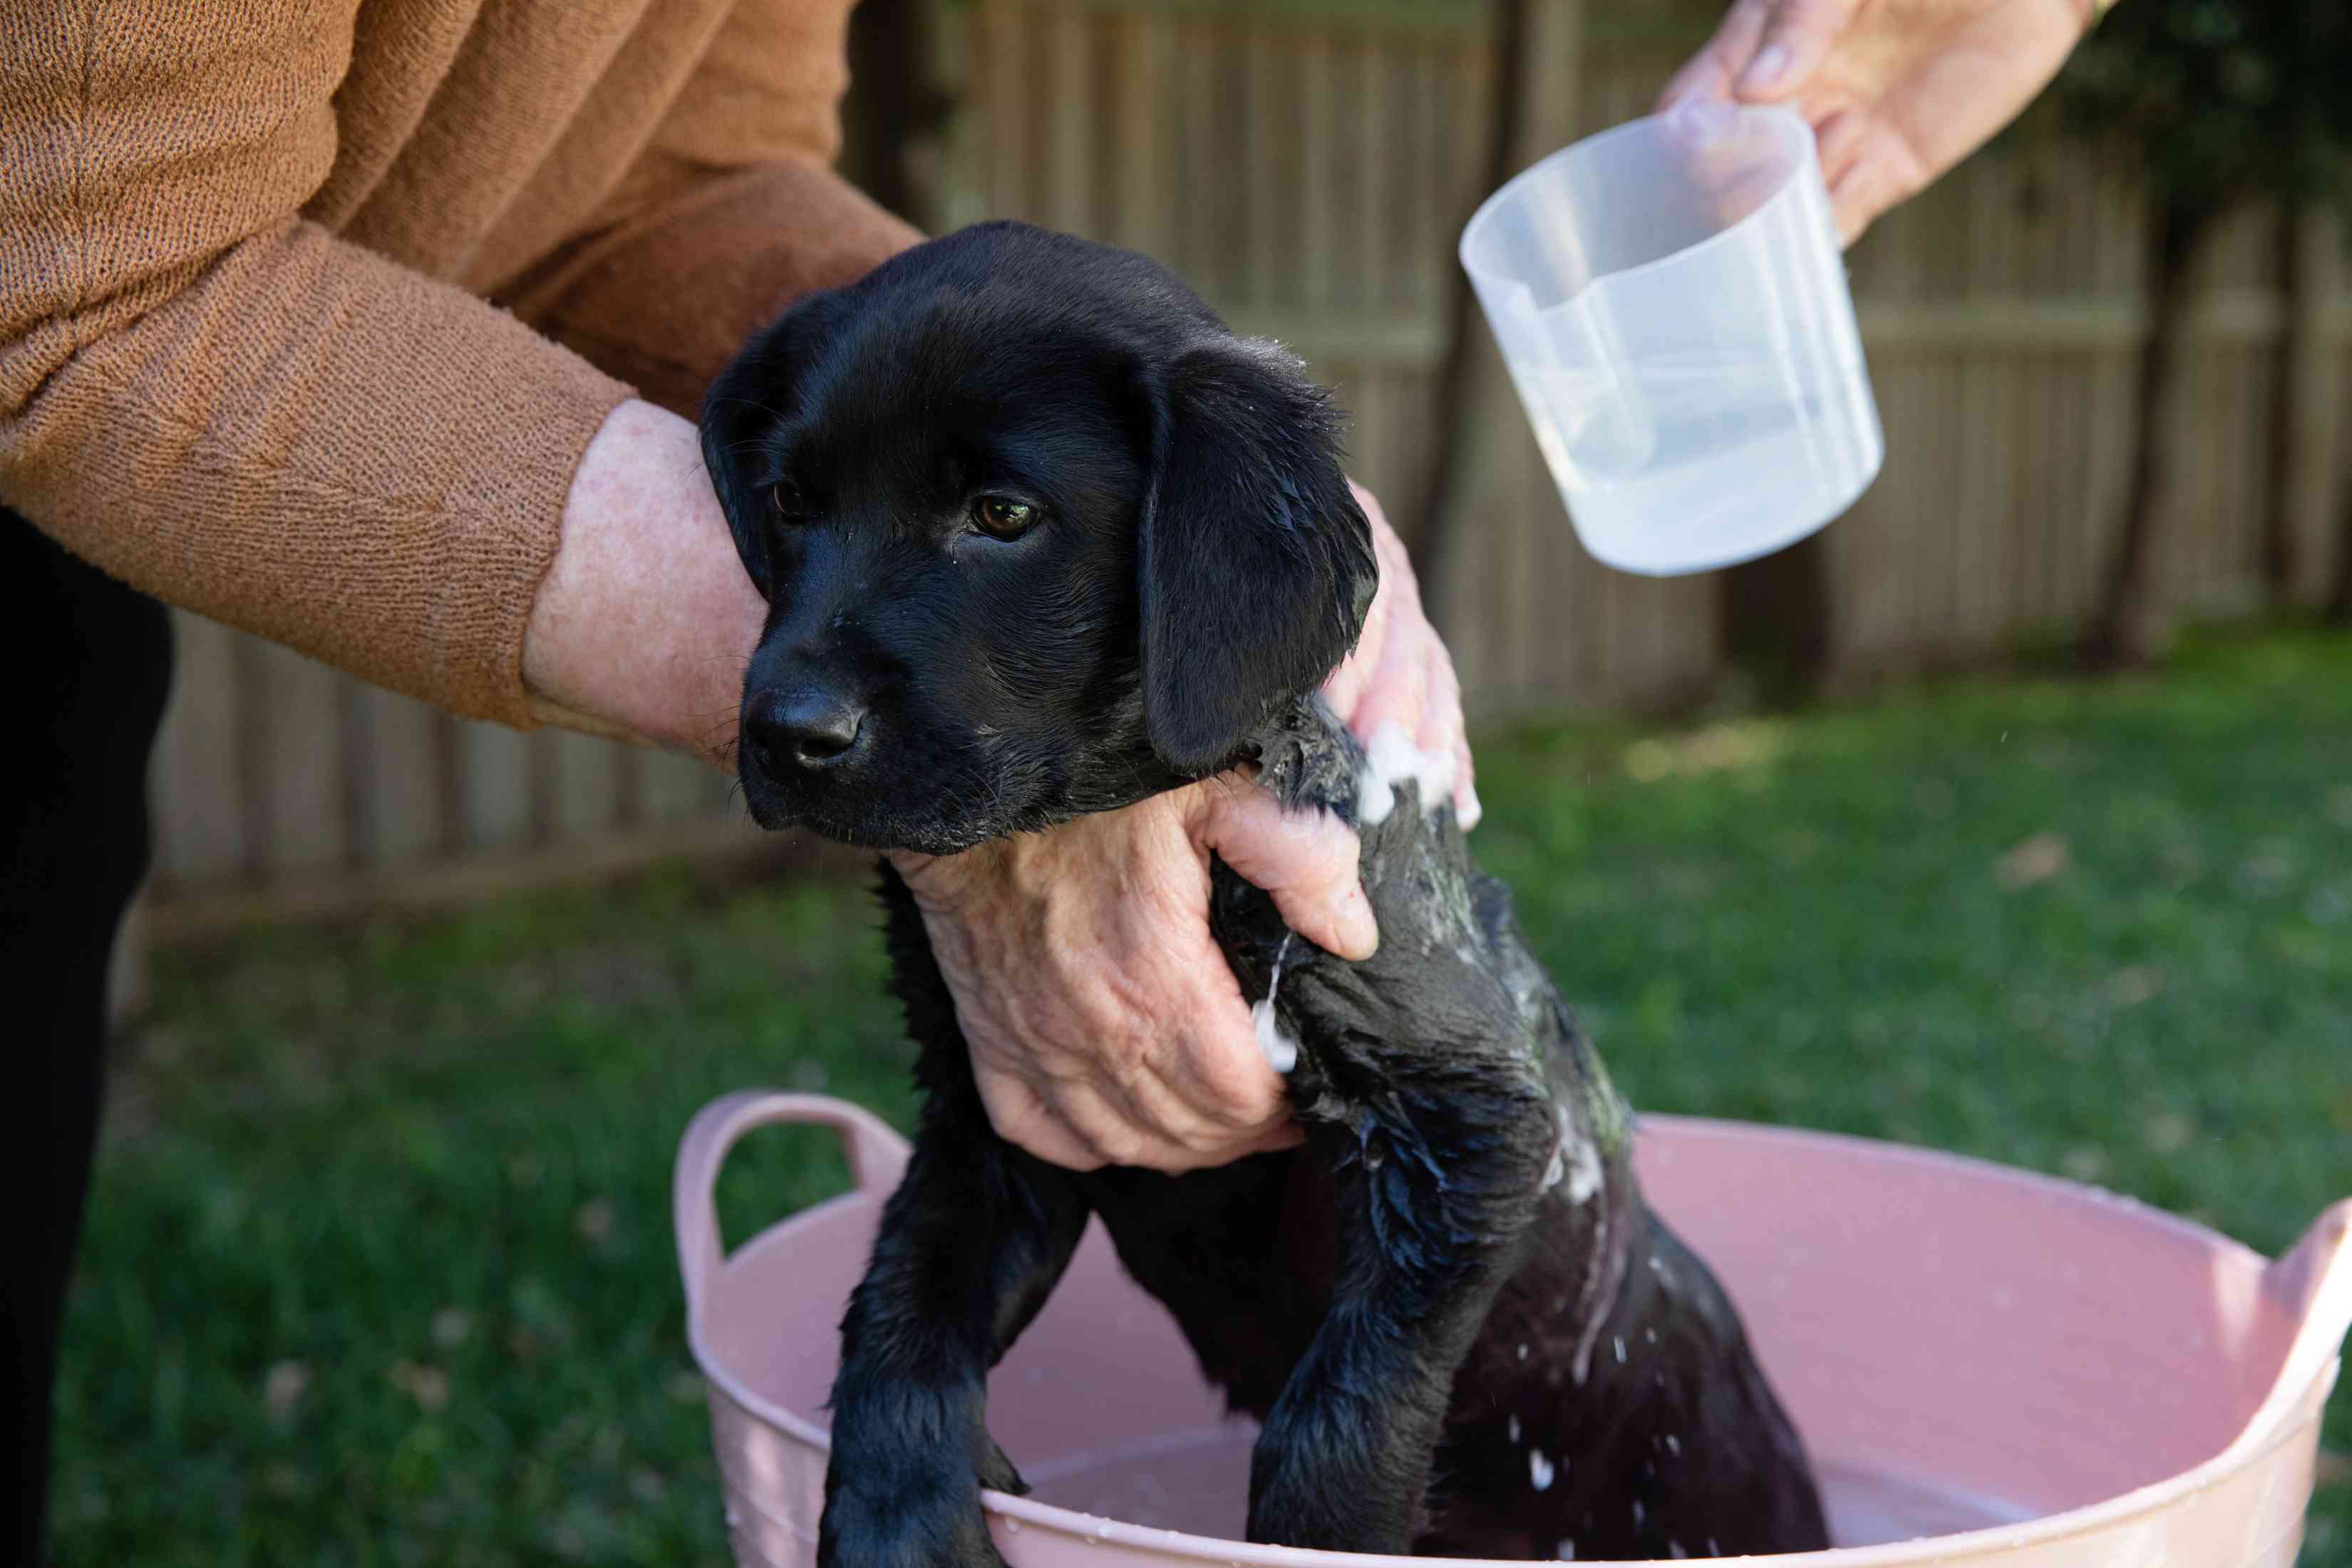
left=1138, top=339, right=1378, bottom=775
left=698, top=292, right=843, bottom=599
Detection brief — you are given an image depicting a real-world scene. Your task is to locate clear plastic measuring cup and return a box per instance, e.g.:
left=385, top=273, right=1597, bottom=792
left=1460, top=101, right=1884, bottom=576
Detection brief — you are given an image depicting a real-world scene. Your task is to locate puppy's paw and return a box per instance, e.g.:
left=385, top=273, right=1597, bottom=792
left=817, top=1453, right=1018, bottom=1568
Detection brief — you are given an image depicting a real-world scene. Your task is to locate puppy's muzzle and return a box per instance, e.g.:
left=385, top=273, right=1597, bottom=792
left=746, top=685, right=868, bottom=774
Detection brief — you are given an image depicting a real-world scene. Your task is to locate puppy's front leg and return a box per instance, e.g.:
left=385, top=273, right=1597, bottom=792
left=819, top=1090, right=1090, bottom=1568
left=1247, top=1093, right=1550, bottom=1552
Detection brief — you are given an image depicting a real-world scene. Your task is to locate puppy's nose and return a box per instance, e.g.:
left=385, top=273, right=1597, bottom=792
left=750, top=688, right=867, bottom=771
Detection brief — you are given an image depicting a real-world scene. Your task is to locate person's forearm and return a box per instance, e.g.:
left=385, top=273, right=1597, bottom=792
left=2, top=219, right=634, bottom=728
left=511, top=158, right=920, bottom=422
left=525, top=398, right=767, bottom=763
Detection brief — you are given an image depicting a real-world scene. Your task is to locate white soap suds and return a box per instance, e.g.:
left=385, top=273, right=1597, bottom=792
left=1546, top=1105, right=1604, bottom=1206
left=1252, top=1000, right=1298, bottom=1073
left=1252, top=933, right=1300, bottom=1073
left=1563, top=1137, right=1604, bottom=1205
left=1355, top=719, right=1458, bottom=827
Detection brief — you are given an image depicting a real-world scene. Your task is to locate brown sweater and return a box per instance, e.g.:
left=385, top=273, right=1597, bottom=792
left=0, top=0, right=918, bottom=727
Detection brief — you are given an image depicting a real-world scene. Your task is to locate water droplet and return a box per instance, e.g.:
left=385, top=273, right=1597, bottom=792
left=1631, top=1500, right=1645, bottom=1528
left=1529, top=1450, right=1555, bottom=1491
left=1664, top=1433, right=1681, bottom=1456
left=1613, top=1334, right=1627, bottom=1363
left=1516, top=1343, right=1529, bottom=1361
left=1004, top=1519, right=1021, bottom=1534
left=1556, top=1539, right=1577, bottom=1561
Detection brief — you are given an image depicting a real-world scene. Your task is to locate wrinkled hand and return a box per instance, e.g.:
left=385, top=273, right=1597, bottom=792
left=1661, top=0, right=2103, bottom=244
left=1321, top=486, right=1478, bottom=832
left=892, top=488, right=1473, bottom=1172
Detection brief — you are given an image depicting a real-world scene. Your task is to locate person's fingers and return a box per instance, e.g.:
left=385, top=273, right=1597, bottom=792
left=1324, top=483, right=1401, bottom=721
left=1194, top=780, right=1376, bottom=961
left=1150, top=1000, right=1292, bottom=1128
left=1352, top=643, right=1433, bottom=760
left=1659, top=0, right=1771, bottom=110
left=1322, top=563, right=1389, bottom=726
left=1812, top=105, right=1875, bottom=192
left=1415, top=637, right=1461, bottom=759
left=1735, top=0, right=1852, bottom=100
left=1065, top=1043, right=1278, bottom=1173
left=1320, top=642, right=1368, bottom=727
left=1045, top=1078, right=1167, bottom=1170
left=1229, top=1119, right=1309, bottom=1160
left=1348, top=569, right=1433, bottom=738
left=1113, top=991, right=1289, bottom=1140
left=974, top=1069, right=1109, bottom=1172
left=1827, top=127, right=1928, bottom=245
left=1410, top=640, right=1478, bottom=826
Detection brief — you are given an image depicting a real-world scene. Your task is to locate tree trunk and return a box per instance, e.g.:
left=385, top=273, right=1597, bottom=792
left=2259, top=200, right=2306, bottom=604
left=1404, top=0, right=1532, bottom=584
left=840, top=0, right=950, bottom=231
left=2325, top=488, right=2352, bottom=624
left=2083, top=200, right=2209, bottom=668
left=1717, top=529, right=1833, bottom=704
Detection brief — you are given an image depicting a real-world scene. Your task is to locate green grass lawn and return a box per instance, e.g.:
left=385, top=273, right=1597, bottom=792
left=57, top=631, right=2351, bottom=1566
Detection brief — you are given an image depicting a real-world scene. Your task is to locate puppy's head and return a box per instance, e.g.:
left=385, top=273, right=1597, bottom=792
left=703, top=222, right=1376, bottom=853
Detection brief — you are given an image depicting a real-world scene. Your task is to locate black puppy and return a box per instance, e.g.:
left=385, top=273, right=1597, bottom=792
left=703, top=222, right=1829, bottom=1564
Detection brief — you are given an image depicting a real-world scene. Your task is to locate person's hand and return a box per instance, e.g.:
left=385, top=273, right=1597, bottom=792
left=1660, top=0, right=2105, bottom=244
left=1323, top=484, right=1480, bottom=829
left=894, top=489, right=1474, bottom=1173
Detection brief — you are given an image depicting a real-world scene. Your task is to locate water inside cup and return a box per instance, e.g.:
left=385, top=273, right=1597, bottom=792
left=1462, top=105, right=1884, bottom=576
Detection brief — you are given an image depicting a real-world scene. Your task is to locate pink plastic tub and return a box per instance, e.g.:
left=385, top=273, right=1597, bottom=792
left=674, top=1093, right=2351, bottom=1567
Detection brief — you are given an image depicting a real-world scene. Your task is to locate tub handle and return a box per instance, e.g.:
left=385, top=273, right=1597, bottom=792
left=673, top=1092, right=911, bottom=1324
left=2222, top=1198, right=2352, bottom=1464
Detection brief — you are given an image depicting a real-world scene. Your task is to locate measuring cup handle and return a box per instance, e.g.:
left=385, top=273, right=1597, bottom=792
left=673, top=1092, right=911, bottom=1323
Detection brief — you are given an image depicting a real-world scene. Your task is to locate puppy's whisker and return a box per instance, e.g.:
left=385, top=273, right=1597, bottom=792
left=704, top=393, right=793, bottom=421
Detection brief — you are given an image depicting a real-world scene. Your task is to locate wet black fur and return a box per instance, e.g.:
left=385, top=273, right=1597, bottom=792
left=703, top=221, right=1830, bottom=1563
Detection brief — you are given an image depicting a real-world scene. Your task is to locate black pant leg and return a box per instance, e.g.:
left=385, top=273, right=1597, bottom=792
left=1, top=513, right=175, bottom=1565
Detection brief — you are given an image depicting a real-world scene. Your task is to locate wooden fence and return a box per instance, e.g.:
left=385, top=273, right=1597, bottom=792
left=135, top=0, right=2352, bottom=930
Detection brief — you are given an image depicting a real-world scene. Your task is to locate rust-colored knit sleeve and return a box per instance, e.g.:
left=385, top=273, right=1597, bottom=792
left=0, top=2, right=632, bottom=728
left=512, top=158, right=920, bottom=418
left=503, top=0, right=923, bottom=418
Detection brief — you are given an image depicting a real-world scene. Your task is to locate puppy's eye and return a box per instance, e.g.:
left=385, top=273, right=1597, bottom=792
left=971, top=495, right=1038, bottom=540
left=770, top=483, right=809, bottom=524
